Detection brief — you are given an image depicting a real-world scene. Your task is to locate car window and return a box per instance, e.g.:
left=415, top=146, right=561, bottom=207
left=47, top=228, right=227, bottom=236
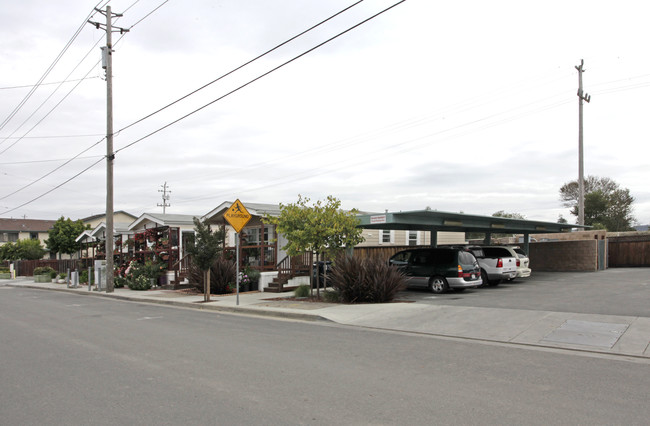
left=410, top=252, right=429, bottom=266
left=483, top=247, right=511, bottom=258
left=458, top=251, right=477, bottom=265
left=390, top=251, right=411, bottom=265
left=514, top=248, right=527, bottom=256
left=468, top=248, right=485, bottom=258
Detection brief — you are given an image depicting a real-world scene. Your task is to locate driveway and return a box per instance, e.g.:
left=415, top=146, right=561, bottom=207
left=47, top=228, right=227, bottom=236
left=397, top=268, right=650, bottom=318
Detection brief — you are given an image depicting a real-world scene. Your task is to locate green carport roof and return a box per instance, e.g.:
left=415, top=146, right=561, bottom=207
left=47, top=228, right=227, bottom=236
left=357, top=209, right=588, bottom=234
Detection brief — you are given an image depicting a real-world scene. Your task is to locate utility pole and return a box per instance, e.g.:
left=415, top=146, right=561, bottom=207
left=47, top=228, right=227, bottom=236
left=575, top=59, right=591, bottom=226
left=157, top=182, right=171, bottom=214
left=89, top=7, right=129, bottom=292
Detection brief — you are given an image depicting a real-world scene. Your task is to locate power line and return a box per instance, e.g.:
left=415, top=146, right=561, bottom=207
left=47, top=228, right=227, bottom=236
left=115, top=0, right=406, bottom=154
left=0, top=1, right=406, bottom=214
left=0, top=76, right=100, bottom=91
left=0, top=157, right=105, bottom=216
left=115, top=0, right=365, bottom=136
left=0, top=1, right=108, bottom=134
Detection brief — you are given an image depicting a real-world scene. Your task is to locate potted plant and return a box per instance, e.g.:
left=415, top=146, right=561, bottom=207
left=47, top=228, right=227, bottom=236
left=57, top=272, right=67, bottom=284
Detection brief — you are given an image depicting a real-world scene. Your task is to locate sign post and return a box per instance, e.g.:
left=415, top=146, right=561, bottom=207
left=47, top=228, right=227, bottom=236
left=223, top=200, right=252, bottom=306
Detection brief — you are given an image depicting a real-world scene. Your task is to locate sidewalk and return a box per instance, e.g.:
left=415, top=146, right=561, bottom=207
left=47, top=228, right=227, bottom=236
left=4, top=276, right=650, bottom=360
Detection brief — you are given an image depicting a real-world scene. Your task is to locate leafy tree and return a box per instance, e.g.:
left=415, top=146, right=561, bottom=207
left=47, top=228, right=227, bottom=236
left=492, top=210, right=526, bottom=220
left=266, top=195, right=365, bottom=297
left=185, top=217, right=224, bottom=302
left=0, top=239, right=46, bottom=260
left=16, top=239, right=47, bottom=260
left=559, top=176, right=635, bottom=231
left=557, top=215, right=568, bottom=224
left=45, top=217, right=89, bottom=259
left=0, top=242, right=20, bottom=261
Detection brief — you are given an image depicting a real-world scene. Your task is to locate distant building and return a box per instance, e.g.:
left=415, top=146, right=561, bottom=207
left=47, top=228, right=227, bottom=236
left=0, top=218, right=56, bottom=259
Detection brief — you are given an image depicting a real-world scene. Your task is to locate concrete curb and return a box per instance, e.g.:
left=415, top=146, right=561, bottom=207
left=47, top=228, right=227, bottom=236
left=6, top=283, right=331, bottom=323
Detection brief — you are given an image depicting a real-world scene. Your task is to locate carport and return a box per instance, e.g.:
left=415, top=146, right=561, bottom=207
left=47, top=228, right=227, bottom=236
left=357, top=209, right=588, bottom=254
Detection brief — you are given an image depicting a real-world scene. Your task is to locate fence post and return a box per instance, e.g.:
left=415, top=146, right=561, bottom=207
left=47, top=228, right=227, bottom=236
left=88, top=267, right=92, bottom=291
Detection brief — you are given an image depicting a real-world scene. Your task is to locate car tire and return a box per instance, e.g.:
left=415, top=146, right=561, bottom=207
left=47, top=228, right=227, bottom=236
left=429, top=276, right=448, bottom=294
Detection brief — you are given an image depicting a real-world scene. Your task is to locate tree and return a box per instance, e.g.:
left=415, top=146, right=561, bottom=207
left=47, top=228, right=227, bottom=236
left=16, top=239, right=47, bottom=260
left=267, top=195, right=365, bottom=297
left=0, top=242, right=20, bottom=261
left=185, top=217, right=224, bottom=302
left=559, top=176, right=635, bottom=231
left=0, top=239, right=46, bottom=261
left=45, top=217, right=89, bottom=259
left=492, top=210, right=526, bottom=220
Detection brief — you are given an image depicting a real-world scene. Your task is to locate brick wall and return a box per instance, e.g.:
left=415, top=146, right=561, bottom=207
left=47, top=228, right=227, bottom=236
left=529, top=240, right=598, bottom=272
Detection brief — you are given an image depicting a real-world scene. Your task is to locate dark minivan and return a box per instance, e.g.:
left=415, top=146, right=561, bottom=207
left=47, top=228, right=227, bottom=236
left=389, top=248, right=482, bottom=293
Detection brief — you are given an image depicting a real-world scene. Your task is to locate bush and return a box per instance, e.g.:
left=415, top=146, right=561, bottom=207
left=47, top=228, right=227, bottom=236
left=329, top=255, right=407, bottom=304
left=294, top=284, right=310, bottom=298
left=114, top=276, right=127, bottom=288
left=128, top=274, right=152, bottom=291
left=33, top=266, right=56, bottom=277
left=79, top=270, right=95, bottom=285
left=189, top=256, right=236, bottom=294
left=322, top=289, right=340, bottom=303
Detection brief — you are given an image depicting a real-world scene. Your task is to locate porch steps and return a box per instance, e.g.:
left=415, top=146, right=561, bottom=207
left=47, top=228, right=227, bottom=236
left=263, top=277, right=298, bottom=293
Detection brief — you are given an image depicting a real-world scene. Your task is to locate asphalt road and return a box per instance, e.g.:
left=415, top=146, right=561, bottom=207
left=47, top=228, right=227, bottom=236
left=1, top=286, right=649, bottom=425
left=397, top=268, right=650, bottom=317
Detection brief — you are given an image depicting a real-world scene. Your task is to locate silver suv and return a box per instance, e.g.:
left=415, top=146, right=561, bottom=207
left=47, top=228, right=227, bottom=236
left=466, top=246, right=518, bottom=286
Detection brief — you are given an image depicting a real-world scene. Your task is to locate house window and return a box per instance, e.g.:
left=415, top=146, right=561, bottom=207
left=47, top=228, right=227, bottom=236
left=30, top=232, right=39, bottom=240
left=0, top=232, right=19, bottom=242
left=380, top=230, right=393, bottom=244
left=407, top=230, right=419, bottom=246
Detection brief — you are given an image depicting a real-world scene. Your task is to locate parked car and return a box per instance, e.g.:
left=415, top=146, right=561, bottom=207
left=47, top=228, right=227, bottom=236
left=388, top=248, right=482, bottom=294
left=465, top=246, right=518, bottom=286
left=511, top=247, right=532, bottom=278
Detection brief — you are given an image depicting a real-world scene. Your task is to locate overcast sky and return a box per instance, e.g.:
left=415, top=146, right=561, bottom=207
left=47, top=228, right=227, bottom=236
left=1, top=0, right=648, bottom=225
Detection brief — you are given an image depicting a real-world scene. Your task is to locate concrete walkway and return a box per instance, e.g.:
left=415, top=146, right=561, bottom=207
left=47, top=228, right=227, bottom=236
left=3, top=276, right=649, bottom=360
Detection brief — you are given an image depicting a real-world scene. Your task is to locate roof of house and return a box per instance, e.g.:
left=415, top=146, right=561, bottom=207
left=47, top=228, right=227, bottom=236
left=81, top=210, right=137, bottom=223
left=128, top=213, right=197, bottom=231
left=0, top=218, right=56, bottom=233
left=203, top=201, right=281, bottom=222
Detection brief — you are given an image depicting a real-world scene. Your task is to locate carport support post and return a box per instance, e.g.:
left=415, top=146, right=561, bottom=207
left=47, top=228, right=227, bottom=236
left=523, top=233, right=530, bottom=254
left=484, top=233, right=492, bottom=245
left=430, top=228, right=438, bottom=248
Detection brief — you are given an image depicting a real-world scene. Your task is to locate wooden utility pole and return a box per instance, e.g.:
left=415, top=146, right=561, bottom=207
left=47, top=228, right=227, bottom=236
left=575, top=59, right=591, bottom=226
left=89, top=7, right=128, bottom=292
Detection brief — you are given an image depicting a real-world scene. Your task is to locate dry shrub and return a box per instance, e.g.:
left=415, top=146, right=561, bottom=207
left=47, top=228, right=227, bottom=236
left=189, top=256, right=236, bottom=294
left=329, top=255, right=406, bottom=303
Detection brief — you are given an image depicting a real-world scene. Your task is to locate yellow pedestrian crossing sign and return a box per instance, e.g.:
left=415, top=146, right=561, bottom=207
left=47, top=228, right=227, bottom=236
left=224, top=199, right=252, bottom=233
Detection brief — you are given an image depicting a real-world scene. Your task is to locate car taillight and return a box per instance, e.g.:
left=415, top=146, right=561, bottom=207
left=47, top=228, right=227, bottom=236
left=496, top=258, right=503, bottom=268
left=517, top=259, right=520, bottom=267
left=457, top=264, right=463, bottom=277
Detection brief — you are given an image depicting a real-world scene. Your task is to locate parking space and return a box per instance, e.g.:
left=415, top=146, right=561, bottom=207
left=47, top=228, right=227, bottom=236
left=398, top=268, right=650, bottom=318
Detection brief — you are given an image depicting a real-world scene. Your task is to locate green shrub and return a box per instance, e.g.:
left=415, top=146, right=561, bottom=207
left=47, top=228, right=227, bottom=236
left=189, top=256, right=236, bottom=294
left=294, top=284, right=310, bottom=298
left=128, top=274, right=152, bottom=291
left=33, top=266, right=56, bottom=276
left=322, top=289, right=340, bottom=303
left=329, top=255, right=407, bottom=304
left=0, top=267, right=10, bottom=274
left=79, top=270, right=95, bottom=285
left=114, top=276, right=127, bottom=288
left=58, top=272, right=67, bottom=279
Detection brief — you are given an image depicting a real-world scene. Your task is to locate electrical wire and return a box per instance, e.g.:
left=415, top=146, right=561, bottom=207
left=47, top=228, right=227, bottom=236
left=0, top=76, right=100, bottom=91
left=0, top=157, right=105, bottom=216
left=0, top=1, right=109, bottom=135
left=115, top=0, right=406, bottom=154
left=0, top=0, right=375, bottom=214
left=115, top=0, right=365, bottom=136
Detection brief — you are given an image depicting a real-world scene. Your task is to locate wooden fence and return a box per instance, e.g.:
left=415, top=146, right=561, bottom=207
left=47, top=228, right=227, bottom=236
left=608, top=237, right=650, bottom=267
left=13, top=259, right=87, bottom=277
